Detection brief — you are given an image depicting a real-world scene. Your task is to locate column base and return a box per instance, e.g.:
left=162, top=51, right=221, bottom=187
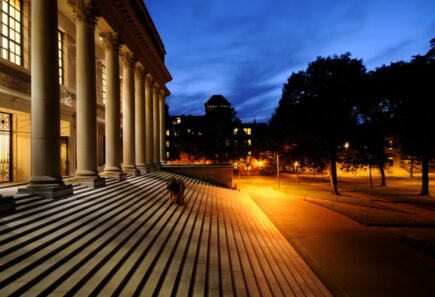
left=123, top=167, right=141, bottom=177
left=136, top=164, right=147, bottom=175
left=66, top=175, right=106, bottom=188
left=146, top=164, right=156, bottom=173
left=18, top=184, right=74, bottom=199
left=101, top=170, right=127, bottom=181
left=0, top=195, right=15, bottom=216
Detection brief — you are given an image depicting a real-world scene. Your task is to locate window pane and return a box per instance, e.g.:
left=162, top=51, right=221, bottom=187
left=58, top=30, right=64, bottom=84
left=0, top=0, right=22, bottom=65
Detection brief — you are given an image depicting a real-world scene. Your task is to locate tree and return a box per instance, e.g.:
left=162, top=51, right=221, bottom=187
left=373, top=39, right=434, bottom=195
left=394, top=41, right=435, bottom=195
left=347, top=70, right=396, bottom=186
left=271, top=53, right=366, bottom=194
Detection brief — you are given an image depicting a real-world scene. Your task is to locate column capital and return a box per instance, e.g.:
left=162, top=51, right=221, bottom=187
left=99, top=32, right=120, bottom=52
left=120, top=51, right=136, bottom=69
left=145, top=74, right=153, bottom=87
left=68, top=0, right=98, bottom=27
left=153, top=82, right=160, bottom=90
left=159, top=89, right=166, bottom=98
left=134, top=63, right=146, bottom=80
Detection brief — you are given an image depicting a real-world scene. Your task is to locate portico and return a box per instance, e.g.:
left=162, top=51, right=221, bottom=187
left=0, top=0, right=171, bottom=197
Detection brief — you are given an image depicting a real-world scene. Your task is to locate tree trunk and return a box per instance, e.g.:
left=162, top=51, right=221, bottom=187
left=421, top=154, right=430, bottom=196
left=410, top=156, right=414, bottom=179
left=329, top=152, right=340, bottom=195
left=378, top=160, right=386, bottom=186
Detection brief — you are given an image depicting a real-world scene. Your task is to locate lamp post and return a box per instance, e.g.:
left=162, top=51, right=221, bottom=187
left=276, top=152, right=280, bottom=188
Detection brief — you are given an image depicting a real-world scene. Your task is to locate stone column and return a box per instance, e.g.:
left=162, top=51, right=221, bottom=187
left=68, top=0, right=105, bottom=188
left=145, top=74, right=154, bottom=171
left=159, top=90, right=166, bottom=164
left=153, top=83, right=160, bottom=166
left=19, top=0, right=73, bottom=198
left=100, top=32, right=126, bottom=181
left=135, top=64, right=146, bottom=173
left=121, top=52, right=140, bottom=176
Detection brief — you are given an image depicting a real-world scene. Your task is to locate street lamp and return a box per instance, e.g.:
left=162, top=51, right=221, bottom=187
left=276, top=152, right=280, bottom=188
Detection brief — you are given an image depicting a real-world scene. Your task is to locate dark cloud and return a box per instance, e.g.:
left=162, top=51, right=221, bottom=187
left=146, top=0, right=435, bottom=123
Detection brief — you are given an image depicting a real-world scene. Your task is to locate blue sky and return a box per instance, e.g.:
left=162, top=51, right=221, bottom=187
left=145, top=0, right=435, bottom=123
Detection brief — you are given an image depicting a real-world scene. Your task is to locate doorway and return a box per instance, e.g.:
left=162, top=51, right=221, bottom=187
left=60, top=136, right=69, bottom=177
left=0, top=112, right=12, bottom=183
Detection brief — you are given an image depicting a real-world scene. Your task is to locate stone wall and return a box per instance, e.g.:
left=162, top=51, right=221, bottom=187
left=162, top=164, right=233, bottom=188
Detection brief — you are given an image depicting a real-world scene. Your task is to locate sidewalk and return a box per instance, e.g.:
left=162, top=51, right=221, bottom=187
left=237, top=176, right=435, bottom=297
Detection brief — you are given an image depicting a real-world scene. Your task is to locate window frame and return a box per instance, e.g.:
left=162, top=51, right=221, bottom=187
left=58, top=30, right=65, bottom=85
left=0, top=0, right=23, bottom=66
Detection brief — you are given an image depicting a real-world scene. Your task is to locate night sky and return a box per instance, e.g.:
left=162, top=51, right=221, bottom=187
left=145, top=0, right=435, bottom=123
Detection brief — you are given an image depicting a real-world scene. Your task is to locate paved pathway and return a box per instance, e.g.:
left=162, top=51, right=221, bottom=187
left=0, top=171, right=331, bottom=296
left=237, top=176, right=435, bottom=297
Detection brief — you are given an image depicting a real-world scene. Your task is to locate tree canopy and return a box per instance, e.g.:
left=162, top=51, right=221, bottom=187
left=270, top=39, right=435, bottom=195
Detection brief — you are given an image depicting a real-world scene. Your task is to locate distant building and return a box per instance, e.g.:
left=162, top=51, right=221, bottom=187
left=204, top=95, right=231, bottom=114
left=167, top=95, right=267, bottom=170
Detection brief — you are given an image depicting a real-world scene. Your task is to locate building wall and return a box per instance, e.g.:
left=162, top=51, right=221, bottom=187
left=163, top=164, right=233, bottom=188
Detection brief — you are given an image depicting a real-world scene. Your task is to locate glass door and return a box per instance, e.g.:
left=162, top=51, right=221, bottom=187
left=0, top=112, right=12, bottom=182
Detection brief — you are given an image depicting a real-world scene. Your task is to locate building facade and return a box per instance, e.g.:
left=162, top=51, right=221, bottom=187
left=167, top=95, right=266, bottom=170
left=0, top=0, right=171, bottom=196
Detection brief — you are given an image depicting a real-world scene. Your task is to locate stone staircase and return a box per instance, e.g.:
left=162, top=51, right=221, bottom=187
left=0, top=171, right=331, bottom=296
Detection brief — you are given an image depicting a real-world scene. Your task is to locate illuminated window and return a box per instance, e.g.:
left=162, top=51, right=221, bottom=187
left=166, top=151, right=170, bottom=159
left=1, top=0, right=23, bottom=65
left=173, top=117, right=181, bottom=125
left=58, top=31, right=64, bottom=84
left=247, top=139, right=251, bottom=146
left=101, top=64, right=106, bottom=104
left=233, top=128, right=238, bottom=135
left=166, top=129, right=170, bottom=136
left=166, top=140, right=170, bottom=148
left=243, top=128, right=251, bottom=135
left=248, top=151, right=251, bottom=156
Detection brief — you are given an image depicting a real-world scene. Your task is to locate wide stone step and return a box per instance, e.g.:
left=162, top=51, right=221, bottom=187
left=0, top=171, right=331, bottom=296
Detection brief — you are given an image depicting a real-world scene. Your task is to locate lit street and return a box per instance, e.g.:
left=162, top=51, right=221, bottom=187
left=237, top=174, right=435, bottom=297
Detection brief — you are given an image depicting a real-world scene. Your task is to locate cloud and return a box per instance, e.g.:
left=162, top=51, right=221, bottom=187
left=146, top=0, right=435, bottom=123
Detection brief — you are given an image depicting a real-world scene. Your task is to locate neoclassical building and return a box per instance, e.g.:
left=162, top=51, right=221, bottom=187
left=0, top=0, right=171, bottom=197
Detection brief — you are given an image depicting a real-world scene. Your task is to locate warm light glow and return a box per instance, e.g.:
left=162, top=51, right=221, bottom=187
left=243, top=128, right=251, bottom=135
left=344, top=142, right=349, bottom=149
left=1, top=0, right=22, bottom=65
left=101, top=64, right=106, bottom=104
left=58, top=31, right=64, bottom=85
